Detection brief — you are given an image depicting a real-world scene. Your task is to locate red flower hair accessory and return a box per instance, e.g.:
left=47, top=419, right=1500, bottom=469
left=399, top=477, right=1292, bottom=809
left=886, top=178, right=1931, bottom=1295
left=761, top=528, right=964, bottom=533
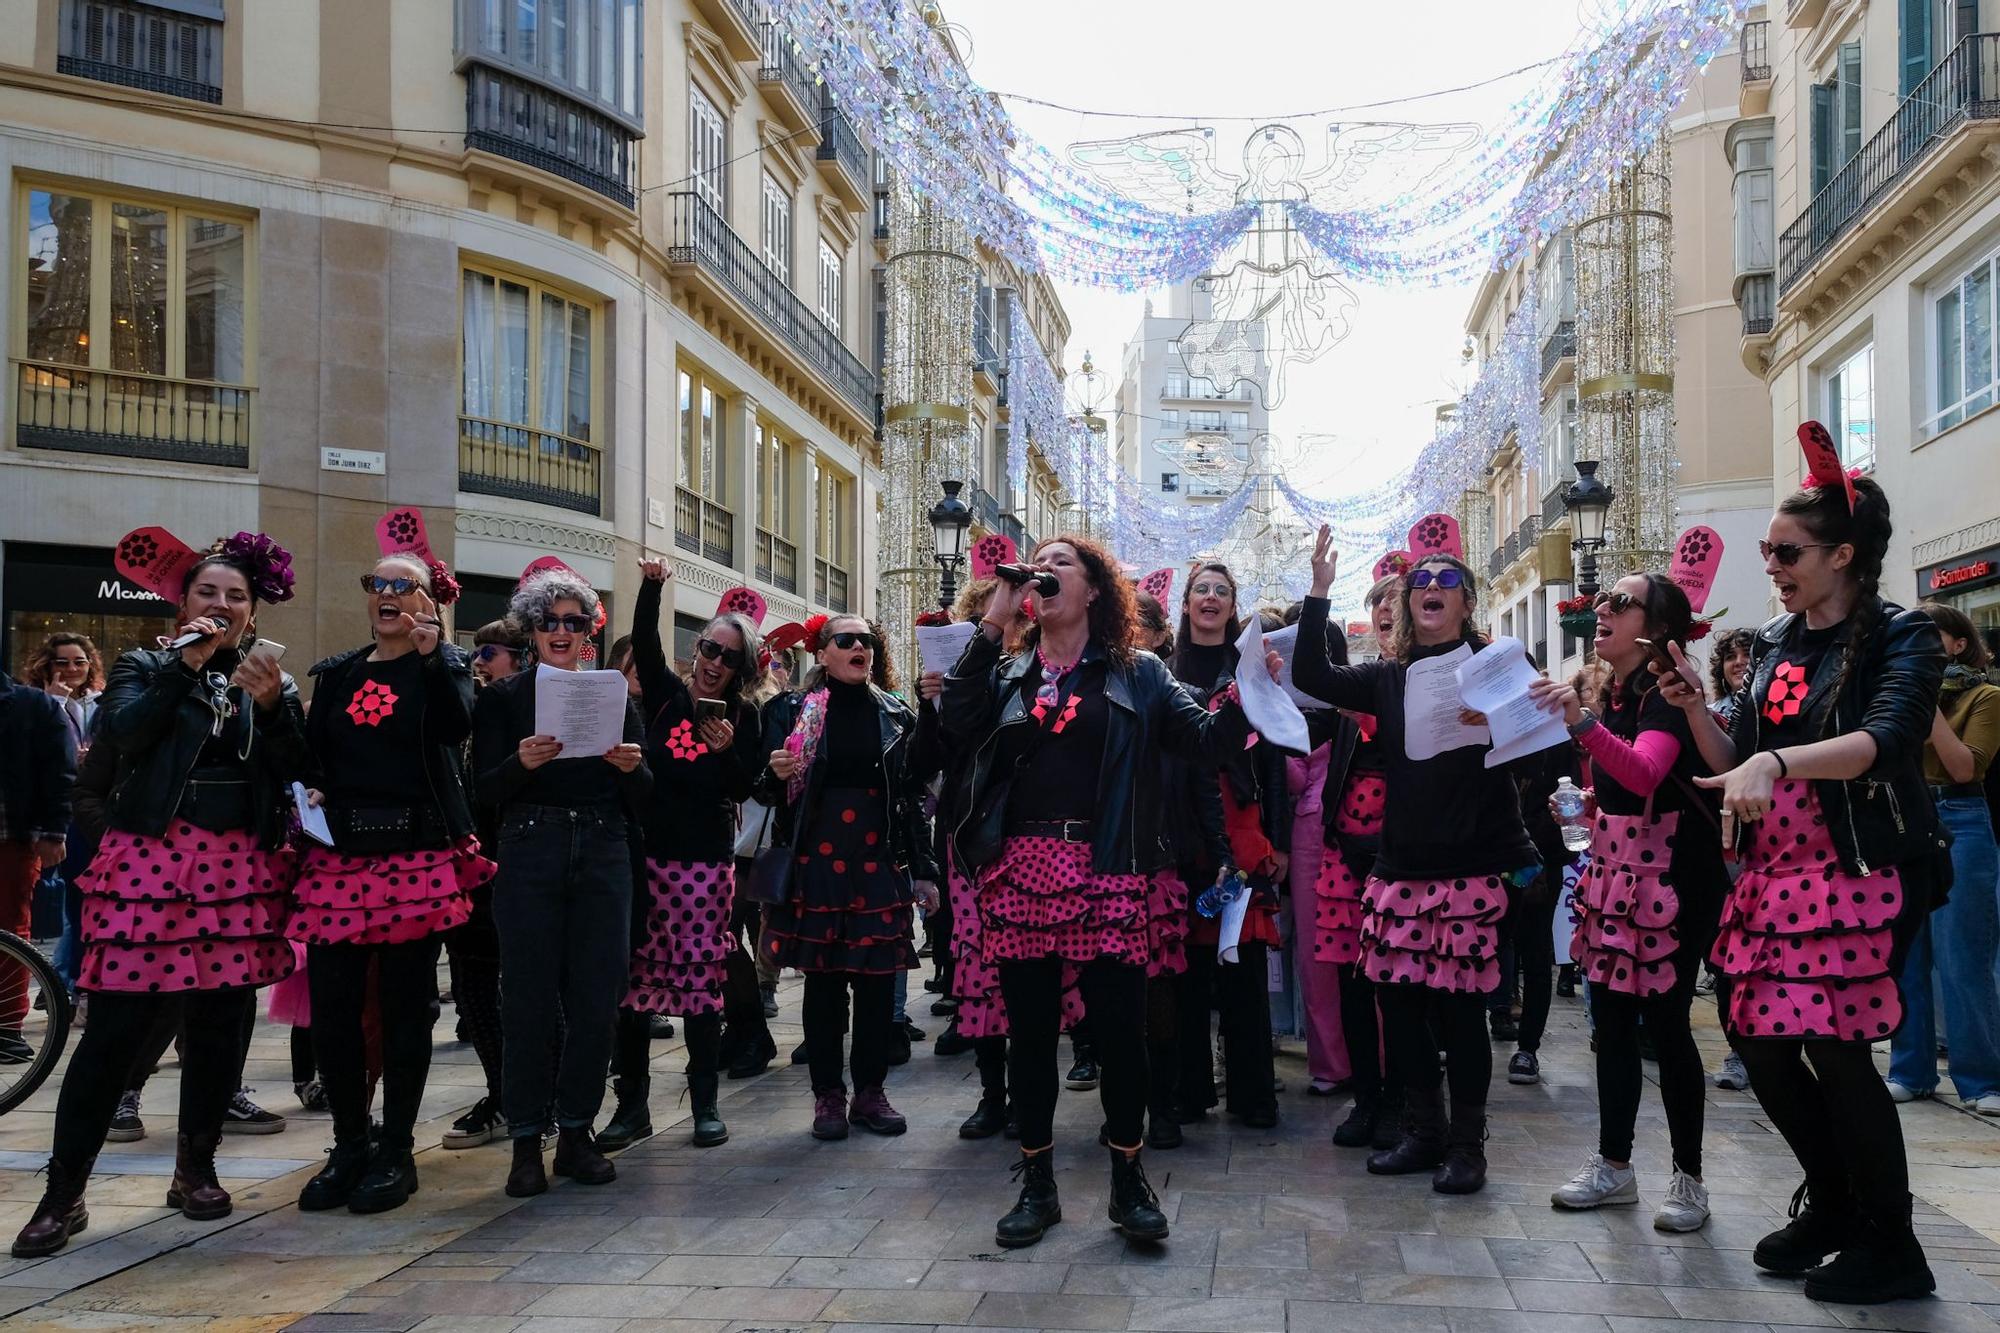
left=426, top=560, right=461, bottom=606
left=914, top=609, right=952, bottom=627
left=765, top=613, right=833, bottom=655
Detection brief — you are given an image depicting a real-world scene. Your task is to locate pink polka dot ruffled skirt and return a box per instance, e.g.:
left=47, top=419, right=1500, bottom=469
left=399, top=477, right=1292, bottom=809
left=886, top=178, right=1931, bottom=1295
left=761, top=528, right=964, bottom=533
left=287, top=841, right=491, bottom=947
left=628, top=858, right=734, bottom=1015
left=1570, top=811, right=1684, bottom=997
left=976, top=835, right=1153, bottom=969
left=77, top=822, right=297, bottom=992
left=1711, top=779, right=1902, bottom=1040
left=1359, top=872, right=1507, bottom=994
left=1313, top=770, right=1385, bottom=966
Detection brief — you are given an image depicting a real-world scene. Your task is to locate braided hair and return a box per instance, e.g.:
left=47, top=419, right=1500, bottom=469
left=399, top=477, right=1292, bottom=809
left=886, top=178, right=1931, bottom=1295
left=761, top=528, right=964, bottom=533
left=1775, top=475, right=1893, bottom=738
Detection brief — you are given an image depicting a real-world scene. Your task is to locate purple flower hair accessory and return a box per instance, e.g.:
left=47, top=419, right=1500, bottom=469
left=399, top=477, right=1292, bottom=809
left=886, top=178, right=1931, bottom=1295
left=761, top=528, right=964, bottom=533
left=217, top=531, right=298, bottom=604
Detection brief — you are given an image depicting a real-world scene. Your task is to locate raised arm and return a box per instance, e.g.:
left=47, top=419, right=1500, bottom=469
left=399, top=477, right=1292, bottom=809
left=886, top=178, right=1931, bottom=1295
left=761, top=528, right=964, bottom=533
left=1293, top=595, right=1381, bottom=713
left=630, top=563, right=685, bottom=717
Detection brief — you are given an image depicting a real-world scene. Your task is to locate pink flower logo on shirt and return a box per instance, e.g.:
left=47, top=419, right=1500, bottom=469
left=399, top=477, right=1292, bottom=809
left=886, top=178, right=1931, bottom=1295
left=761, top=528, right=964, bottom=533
left=1763, top=660, right=1808, bottom=726
left=346, top=679, right=398, bottom=727
left=664, top=718, right=708, bottom=761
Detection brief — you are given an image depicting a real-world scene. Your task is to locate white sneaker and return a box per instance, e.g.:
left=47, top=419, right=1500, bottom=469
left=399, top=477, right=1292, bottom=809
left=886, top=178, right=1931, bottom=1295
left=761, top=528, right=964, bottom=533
left=1974, top=1094, right=2000, bottom=1117
left=1714, top=1051, right=1750, bottom=1091
left=1884, top=1080, right=1925, bottom=1104
left=1653, top=1169, right=1710, bottom=1232
left=1551, top=1153, right=1639, bottom=1210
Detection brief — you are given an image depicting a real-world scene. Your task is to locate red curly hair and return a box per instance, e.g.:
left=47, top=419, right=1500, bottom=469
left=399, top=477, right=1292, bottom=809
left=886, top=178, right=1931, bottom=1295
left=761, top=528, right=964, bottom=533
left=1022, top=533, right=1138, bottom=669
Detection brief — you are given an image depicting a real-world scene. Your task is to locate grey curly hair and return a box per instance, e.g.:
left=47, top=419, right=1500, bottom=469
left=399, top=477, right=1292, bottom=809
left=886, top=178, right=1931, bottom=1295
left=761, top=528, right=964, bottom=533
left=507, top=569, right=601, bottom=636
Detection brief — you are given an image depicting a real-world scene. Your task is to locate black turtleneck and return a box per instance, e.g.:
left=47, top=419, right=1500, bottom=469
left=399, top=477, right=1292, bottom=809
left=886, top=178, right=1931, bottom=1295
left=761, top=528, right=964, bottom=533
left=821, top=677, right=883, bottom=787
left=1290, top=597, right=1538, bottom=881
left=1175, top=640, right=1229, bottom=695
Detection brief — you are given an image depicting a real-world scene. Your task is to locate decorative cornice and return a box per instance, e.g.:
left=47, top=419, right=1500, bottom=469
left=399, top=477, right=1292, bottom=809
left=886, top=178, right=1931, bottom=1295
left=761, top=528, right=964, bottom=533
left=454, top=511, right=616, bottom=558
left=685, top=21, right=751, bottom=108
left=760, top=122, right=811, bottom=189
left=1913, top=517, right=2000, bottom=569
left=672, top=557, right=734, bottom=595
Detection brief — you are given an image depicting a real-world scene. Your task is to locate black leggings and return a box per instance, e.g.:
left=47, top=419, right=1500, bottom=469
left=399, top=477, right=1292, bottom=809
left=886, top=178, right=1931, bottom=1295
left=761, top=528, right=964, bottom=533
left=1514, top=886, right=1558, bottom=1053
left=801, top=971, right=894, bottom=1094
left=1378, top=984, right=1490, bottom=1111
left=1001, top=957, right=1147, bottom=1152
left=53, top=989, right=252, bottom=1169
left=1592, top=970, right=1704, bottom=1173
left=309, top=938, right=443, bottom=1146
left=975, top=1036, right=1007, bottom=1101
left=614, top=1006, right=720, bottom=1082
left=1337, top=964, right=1386, bottom=1096
left=290, top=1026, right=315, bottom=1085
left=1737, top=1037, right=1910, bottom=1226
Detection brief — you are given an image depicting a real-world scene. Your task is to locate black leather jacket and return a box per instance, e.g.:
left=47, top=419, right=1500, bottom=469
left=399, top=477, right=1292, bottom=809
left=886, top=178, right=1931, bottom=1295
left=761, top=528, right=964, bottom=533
left=1161, top=645, right=1282, bottom=877
left=98, top=647, right=309, bottom=849
left=1732, top=599, right=1947, bottom=879
left=754, top=684, right=939, bottom=883
left=306, top=643, right=478, bottom=842
left=941, top=629, right=1252, bottom=876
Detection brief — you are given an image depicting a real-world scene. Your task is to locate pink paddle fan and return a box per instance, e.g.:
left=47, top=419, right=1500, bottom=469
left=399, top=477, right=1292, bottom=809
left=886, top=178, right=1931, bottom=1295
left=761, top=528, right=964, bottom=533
left=1407, top=513, right=1463, bottom=561
left=114, top=526, right=203, bottom=603
left=970, top=533, right=1017, bottom=581
left=1137, top=568, right=1175, bottom=605
left=716, top=586, right=768, bottom=627
left=375, top=507, right=434, bottom=561
left=1373, top=551, right=1413, bottom=581
left=1671, top=525, right=1724, bottom=614
left=1797, top=420, right=1859, bottom=512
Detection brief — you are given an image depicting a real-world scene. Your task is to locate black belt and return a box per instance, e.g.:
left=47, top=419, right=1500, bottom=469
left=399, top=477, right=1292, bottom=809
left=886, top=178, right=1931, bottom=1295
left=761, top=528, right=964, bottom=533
left=1007, top=818, right=1094, bottom=844
left=176, top=776, right=251, bottom=833
left=1931, top=783, right=1986, bottom=801
left=327, top=802, right=452, bottom=854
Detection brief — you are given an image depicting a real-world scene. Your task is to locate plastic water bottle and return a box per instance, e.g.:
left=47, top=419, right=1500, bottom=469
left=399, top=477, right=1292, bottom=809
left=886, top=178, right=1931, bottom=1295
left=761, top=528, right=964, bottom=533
left=1195, top=870, right=1248, bottom=919
left=1552, top=776, right=1592, bottom=853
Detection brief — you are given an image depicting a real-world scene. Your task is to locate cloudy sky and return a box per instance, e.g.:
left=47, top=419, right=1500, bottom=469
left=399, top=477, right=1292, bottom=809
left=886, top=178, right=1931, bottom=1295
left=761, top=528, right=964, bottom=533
left=947, top=0, right=1596, bottom=503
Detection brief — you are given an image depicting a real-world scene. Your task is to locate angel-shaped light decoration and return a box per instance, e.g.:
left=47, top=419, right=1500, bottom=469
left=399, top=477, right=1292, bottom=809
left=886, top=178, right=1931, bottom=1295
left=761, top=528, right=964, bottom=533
left=1067, top=121, right=1479, bottom=409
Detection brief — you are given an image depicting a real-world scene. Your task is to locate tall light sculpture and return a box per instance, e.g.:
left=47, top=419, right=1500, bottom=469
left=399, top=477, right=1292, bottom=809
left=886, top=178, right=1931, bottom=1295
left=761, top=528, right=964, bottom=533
left=1574, top=142, right=1677, bottom=578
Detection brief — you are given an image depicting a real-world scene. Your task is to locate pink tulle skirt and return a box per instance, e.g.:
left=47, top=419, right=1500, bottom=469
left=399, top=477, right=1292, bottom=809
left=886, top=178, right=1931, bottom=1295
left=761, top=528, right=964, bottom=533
left=1313, top=770, right=1385, bottom=965
left=1710, top=780, right=1902, bottom=1040
left=1358, top=872, right=1506, bottom=994
left=1569, top=810, right=1683, bottom=996
left=77, top=823, right=297, bottom=993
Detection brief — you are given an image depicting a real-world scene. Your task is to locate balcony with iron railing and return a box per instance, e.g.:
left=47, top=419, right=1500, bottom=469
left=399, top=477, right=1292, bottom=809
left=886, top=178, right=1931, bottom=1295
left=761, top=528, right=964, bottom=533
left=814, top=558, right=851, bottom=613
left=465, top=64, right=636, bottom=209
left=758, top=22, right=819, bottom=132
left=971, top=485, right=1004, bottom=532
left=815, top=100, right=868, bottom=206
left=1540, top=321, right=1576, bottom=384
left=873, top=185, right=890, bottom=241
left=974, top=299, right=1000, bottom=380
left=692, top=0, right=763, bottom=60
left=59, top=0, right=222, bottom=104
left=458, top=416, right=602, bottom=516
left=666, top=192, right=878, bottom=419
left=1779, top=33, right=2000, bottom=298
left=756, top=528, right=798, bottom=594
left=1543, top=479, right=1571, bottom=528
left=1740, top=20, right=1771, bottom=84
left=1739, top=273, right=1775, bottom=336
left=674, top=488, right=735, bottom=565
left=14, top=359, right=250, bottom=468
left=1488, top=542, right=1509, bottom=580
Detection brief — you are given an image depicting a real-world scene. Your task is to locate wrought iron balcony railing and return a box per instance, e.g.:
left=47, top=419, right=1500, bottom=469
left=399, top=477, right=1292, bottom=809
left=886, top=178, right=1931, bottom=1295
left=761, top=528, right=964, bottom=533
left=816, top=102, right=866, bottom=187
left=459, top=416, right=602, bottom=515
left=1488, top=543, right=1508, bottom=580
left=1740, top=273, right=1775, bottom=335
left=59, top=0, right=222, bottom=104
left=1741, top=20, right=1771, bottom=82
left=756, top=528, right=798, bottom=594
left=16, top=359, right=249, bottom=467
left=1543, top=480, right=1571, bottom=528
left=1779, top=33, right=2000, bottom=293
left=666, top=192, right=877, bottom=415
left=758, top=22, right=818, bottom=120
left=674, top=487, right=735, bottom=565
left=1540, top=321, right=1576, bottom=381
left=465, top=64, right=636, bottom=208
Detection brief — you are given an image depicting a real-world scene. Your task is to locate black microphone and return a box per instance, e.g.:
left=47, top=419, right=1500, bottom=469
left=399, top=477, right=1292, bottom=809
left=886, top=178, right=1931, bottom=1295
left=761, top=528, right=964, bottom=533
left=994, top=563, right=1060, bottom=597
left=167, top=613, right=229, bottom=651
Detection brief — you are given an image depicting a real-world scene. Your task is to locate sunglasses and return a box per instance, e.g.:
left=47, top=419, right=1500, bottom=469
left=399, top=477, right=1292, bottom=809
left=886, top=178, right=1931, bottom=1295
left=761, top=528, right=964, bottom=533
left=695, top=637, right=747, bottom=671
left=472, top=644, right=515, bottom=664
left=360, top=574, right=424, bottom=596
left=537, top=615, right=594, bottom=634
left=1759, top=540, right=1840, bottom=566
left=1407, top=567, right=1465, bottom=590
left=1595, top=590, right=1644, bottom=615
left=828, top=631, right=879, bottom=653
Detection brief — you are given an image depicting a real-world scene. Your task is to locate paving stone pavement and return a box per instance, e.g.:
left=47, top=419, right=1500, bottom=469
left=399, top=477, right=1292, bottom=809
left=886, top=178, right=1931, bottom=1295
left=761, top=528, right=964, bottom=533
left=1, top=970, right=1999, bottom=1332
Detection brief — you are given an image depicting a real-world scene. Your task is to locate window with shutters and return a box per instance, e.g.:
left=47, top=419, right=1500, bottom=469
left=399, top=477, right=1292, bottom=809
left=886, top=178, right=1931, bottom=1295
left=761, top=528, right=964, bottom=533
left=761, top=175, right=793, bottom=287
left=812, top=461, right=852, bottom=613
left=58, top=0, right=223, bottom=104
left=1731, top=127, right=1775, bottom=275
left=689, top=87, right=728, bottom=213
left=816, top=240, right=843, bottom=334
left=1926, top=247, right=2000, bottom=439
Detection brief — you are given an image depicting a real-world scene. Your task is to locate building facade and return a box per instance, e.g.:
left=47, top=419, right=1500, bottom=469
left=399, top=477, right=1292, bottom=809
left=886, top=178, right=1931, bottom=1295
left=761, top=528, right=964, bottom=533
left=1735, top=0, right=2000, bottom=627
left=0, top=0, right=889, bottom=678
left=1114, top=280, right=1269, bottom=505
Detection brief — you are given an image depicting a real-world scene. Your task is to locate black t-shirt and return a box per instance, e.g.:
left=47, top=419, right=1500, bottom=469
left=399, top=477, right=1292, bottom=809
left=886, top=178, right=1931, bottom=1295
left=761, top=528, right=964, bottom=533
left=1176, top=641, right=1228, bottom=696
left=323, top=653, right=429, bottom=807
left=1005, top=664, right=1109, bottom=826
left=1756, top=622, right=1839, bottom=748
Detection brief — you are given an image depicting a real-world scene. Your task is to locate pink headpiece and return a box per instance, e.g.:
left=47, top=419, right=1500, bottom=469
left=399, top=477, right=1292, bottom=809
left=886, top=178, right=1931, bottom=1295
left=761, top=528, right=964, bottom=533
left=1671, top=525, right=1724, bottom=614
left=1137, top=568, right=1175, bottom=604
left=1372, top=551, right=1413, bottom=581
left=517, top=556, right=606, bottom=635
left=1407, top=513, right=1464, bottom=561
left=376, top=507, right=458, bottom=605
left=970, top=533, right=1017, bottom=581
left=1798, top=420, right=1860, bottom=512
left=115, top=527, right=295, bottom=605
left=716, top=586, right=769, bottom=627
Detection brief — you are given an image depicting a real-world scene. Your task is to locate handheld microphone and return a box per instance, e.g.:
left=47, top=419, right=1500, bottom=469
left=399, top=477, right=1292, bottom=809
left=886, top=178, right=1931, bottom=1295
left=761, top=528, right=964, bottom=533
left=994, top=563, right=1060, bottom=597
left=167, top=613, right=229, bottom=651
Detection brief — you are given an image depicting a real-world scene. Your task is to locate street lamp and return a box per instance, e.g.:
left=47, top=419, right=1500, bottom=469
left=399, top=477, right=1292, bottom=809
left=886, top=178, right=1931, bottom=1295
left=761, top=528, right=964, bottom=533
left=928, top=479, right=973, bottom=611
left=1562, top=459, right=1615, bottom=599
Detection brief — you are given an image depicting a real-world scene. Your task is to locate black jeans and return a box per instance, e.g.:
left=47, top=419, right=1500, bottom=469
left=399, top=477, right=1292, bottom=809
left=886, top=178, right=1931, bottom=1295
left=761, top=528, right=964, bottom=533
left=1379, top=983, right=1491, bottom=1113
left=1001, top=957, right=1147, bottom=1152
left=1593, top=966, right=1704, bottom=1173
left=1171, top=943, right=1220, bottom=1115
left=1337, top=964, right=1385, bottom=1096
left=308, top=938, right=443, bottom=1147
left=802, top=971, right=894, bottom=1094
left=1738, top=1037, right=1911, bottom=1228
left=614, top=1005, right=720, bottom=1083
left=1514, top=884, right=1558, bottom=1053
left=492, top=805, right=633, bottom=1138
left=52, top=989, right=251, bottom=1170
left=1215, top=940, right=1276, bottom=1117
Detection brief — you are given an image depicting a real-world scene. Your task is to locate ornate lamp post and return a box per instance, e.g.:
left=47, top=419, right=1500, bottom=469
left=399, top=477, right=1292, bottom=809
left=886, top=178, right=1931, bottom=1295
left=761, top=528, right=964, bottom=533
left=1563, top=459, right=1614, bottom=662
left=928, top=480, right=972, bottom=610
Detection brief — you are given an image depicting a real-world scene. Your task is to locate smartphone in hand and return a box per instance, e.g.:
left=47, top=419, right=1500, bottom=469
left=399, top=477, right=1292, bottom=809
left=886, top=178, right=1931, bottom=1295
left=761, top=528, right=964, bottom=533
left=246, top=638, right=287, bottom=667
left=694, top=697, right=727, bottom=725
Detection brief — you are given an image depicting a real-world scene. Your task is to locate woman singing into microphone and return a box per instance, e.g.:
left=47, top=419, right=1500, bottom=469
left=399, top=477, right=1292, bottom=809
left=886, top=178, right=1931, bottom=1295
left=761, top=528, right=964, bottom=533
left=942, top=536, right=1254, bottom=1250
left=15, top=531, right=305, bottom=1257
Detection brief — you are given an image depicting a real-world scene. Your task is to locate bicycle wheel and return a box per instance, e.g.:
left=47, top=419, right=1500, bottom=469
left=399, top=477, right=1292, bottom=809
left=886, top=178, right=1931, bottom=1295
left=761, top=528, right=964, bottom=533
left=0, top=931, right=69, bottom=1116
